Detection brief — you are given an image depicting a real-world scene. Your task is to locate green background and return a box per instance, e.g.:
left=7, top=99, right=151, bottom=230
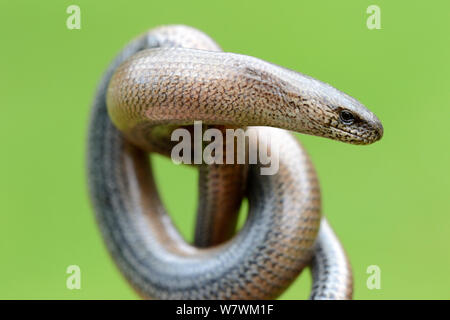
left=0, top=0, right=449, bottom=299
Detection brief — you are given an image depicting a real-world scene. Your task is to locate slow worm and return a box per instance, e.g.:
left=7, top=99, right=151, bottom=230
left=87, top=25, right=383, bottom=299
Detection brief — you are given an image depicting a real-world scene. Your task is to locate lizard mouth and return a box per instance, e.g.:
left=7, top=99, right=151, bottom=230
left=332, top=126, right=381, bottom=145
left=336, top=128, right=367, bottom=144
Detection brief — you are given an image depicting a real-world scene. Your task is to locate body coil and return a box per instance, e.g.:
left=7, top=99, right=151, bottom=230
left=87, top=25, right=382, bottom=299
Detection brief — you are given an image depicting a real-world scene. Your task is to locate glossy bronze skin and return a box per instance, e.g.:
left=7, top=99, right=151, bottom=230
left=87, top=25, right=381, bottom=299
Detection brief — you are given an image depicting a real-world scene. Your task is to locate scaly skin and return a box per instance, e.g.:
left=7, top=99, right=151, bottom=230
left=107, top=49, right=382, bottom=148
left=87, top=25, right=383, bottom=299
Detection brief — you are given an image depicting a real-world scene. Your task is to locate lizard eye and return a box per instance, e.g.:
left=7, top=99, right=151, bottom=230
left=339, top=110, right=355, bottom=125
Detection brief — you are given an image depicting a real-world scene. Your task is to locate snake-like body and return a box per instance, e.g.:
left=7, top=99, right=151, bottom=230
left=87, top=25, right=383, bottom=299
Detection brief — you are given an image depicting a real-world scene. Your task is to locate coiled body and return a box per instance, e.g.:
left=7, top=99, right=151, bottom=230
left=88, top=25, right=382, bottom=299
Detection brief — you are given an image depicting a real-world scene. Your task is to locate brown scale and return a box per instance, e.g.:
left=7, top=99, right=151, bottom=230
left=88, top=24, right=383, bottom=300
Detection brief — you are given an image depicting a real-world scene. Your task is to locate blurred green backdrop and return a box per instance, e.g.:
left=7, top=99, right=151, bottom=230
left=0, top=0, right=449, bottom=299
